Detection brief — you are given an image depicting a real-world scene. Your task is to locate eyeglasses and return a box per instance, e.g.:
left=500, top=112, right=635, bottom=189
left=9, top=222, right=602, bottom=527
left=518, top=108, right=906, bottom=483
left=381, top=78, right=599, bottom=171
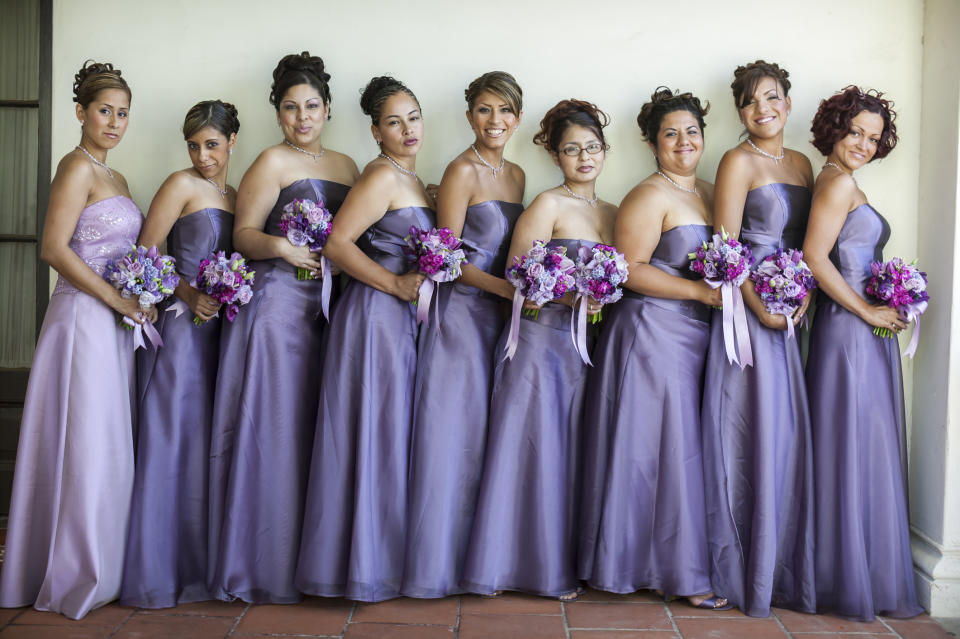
left=559, top=142, right=606, bottom=157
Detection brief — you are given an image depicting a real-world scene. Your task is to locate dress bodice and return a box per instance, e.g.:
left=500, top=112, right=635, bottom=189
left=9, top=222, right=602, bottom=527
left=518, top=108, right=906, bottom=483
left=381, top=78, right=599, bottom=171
left=168, top=208, right=234, bottom=281
left=629, top=224, right=712, bottom=322
left=262, top=178, right=350, bottom=274
left=358, top=206, right=436, bottom=275
left=828, top=203, right=890, bottom=297
left=461, top=200, right=524, bottom=275
left=740, top=183, right=811, bottom=259
left=53, top=195, right=143, bottom=295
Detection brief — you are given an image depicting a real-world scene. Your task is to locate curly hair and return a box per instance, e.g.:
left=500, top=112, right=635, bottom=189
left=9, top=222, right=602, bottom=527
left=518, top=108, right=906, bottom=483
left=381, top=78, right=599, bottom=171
left=269, top=51, right=331, bottom=113
left=731, top=60, right=791, bottom=109
left=810, top=86, right=897, bottom=160
left=533, top=99, right=609, bottom=154
left=636, top=87, right=709, bottom=145
left=465, top=71, right=523, bottom=115
left=359, top=75, right=419, bottom=125
left=73, top=60, right=131, bottom=107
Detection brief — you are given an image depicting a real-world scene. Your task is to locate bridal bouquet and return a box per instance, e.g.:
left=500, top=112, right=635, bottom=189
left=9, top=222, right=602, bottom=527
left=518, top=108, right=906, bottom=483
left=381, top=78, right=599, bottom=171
left=193, top=251, right=256, bottom=324
left=688, top=228, right=755, bottom=368
left=574, top=243, right=629, bottom=324
left=103, top=245, right=179, bottom=349
left=403, top=225, right=468, bottom=328
left=749, top=248, right=817, bottom=339
left=866, top=257, right=929, bottom=357
left=278, top=197, right=333, bottom=281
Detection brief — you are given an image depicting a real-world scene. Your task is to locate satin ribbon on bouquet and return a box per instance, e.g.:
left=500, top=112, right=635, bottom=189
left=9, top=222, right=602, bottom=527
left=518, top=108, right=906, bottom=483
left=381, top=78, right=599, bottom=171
left=570, top=294, right=593, bottom=366
left=319, top=256, right=332, bottom=322
left=503, top=288, right=525, bottom=361
left=901, top=300, right=927, bottom=358
left=414, top=277, right=443, bottom=334
left=709, top=279, right=753, bottom=369
left=777, top=308, right=807, bottom=341
left=165, top=282, right=221, bottom=324
left=122, top=315, right=164, bottom=351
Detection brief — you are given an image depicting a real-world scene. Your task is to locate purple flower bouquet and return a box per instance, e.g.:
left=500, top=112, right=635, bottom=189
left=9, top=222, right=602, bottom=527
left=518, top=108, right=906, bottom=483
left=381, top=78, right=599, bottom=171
left=279, top=198, right=333, bottom=281
left=103, top=245, right=179, bottom=349
left=688, top=228, right=756, bottom=368
left=503, top=240, right=576, bottom=360
left=403, top=225, right=468, bottom=328
left=574, top=243, right=629, bottom=324
left=193, top=251, right=256, bottom=324
left=750, top=248, right=817, bottom=339
left=866, top=257, right=929, bottom=356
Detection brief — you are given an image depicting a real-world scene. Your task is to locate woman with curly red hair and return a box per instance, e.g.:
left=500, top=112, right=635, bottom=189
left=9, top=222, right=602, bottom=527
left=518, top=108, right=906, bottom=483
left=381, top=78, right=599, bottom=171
left=462, top=99, right=617, bottom=600
left=802, top=86, right=922, bottom=621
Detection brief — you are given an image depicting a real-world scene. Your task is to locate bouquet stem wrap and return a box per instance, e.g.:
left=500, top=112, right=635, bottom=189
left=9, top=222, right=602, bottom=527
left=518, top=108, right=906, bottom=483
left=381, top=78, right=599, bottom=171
left=570, top=294, right=592, bottom=366
left=123, top=315, right=164, bottom=350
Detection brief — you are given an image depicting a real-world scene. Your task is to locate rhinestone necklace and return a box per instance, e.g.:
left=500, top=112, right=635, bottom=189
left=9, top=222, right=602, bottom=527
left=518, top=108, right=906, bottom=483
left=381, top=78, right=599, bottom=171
left=560, top=182, right=598, bottom=206
left=379, top=152, right=417, bottom=177
left=823, top=161, right=851, bottom=176
left=284, top=139, right=324, bottom=162
left=205, top=176, right=228, bottom=199
left=746, top=137, right=784, bottom=163
left=656, top=170, right=699, bottom=195
left=75, top=145, right=114, bottom=178
left=470, top=144, right=504, bottom=178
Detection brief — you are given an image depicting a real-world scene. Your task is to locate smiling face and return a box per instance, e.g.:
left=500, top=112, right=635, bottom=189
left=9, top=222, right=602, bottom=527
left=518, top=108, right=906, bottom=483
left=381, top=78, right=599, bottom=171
left=374, top=92, right=423, bottom=158
left=187, top=125, right=234, bottom=180
left=738, top=75, right=790, bottom=139
left=831, top=109, right=884, bottom=172
left=76, top=88, right=130, bottom=150
left=467, top=89, right=520, bottom=150
left=652, top=109, right=703, bottom=176
left=277, top=83, right=328, bottom=147
left=554, top=124, right=605, bottom=184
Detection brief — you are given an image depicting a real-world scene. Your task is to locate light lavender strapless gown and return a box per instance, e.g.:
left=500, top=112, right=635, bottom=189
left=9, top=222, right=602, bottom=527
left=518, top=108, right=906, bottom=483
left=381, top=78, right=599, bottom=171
left=402, top=200, right=523, bottom=598
left=806, top=204, right=922, bottom=621
left=461, top=238, right=596, bottom=598
left=208, top=179, right=349, bottom=604
left=296, top=206, right=436, bottom=603
left=122, top=208, right=233, bottom=608
left=579, top=225, right=713, bottom=596
left=701, top=183, right=816, bottom=617
left=0, top=196, right=141, bottom=619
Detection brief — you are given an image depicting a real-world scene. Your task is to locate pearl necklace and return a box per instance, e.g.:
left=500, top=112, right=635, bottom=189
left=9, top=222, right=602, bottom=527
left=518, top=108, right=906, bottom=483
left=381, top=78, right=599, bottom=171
left=205, top=176, right=228, bottom=199
left=470, top=144, right=504, bottom=178
left=656, top=170, right=699, bottom=195
left=379, top=152, right=417, bottom=178
left=284, top=139, right=324, bottom=162
left=746, top=137, right=784, bottom=163
left=560, top=182, right=598, bottom=206
left=75, top=145, right=114, bottom=178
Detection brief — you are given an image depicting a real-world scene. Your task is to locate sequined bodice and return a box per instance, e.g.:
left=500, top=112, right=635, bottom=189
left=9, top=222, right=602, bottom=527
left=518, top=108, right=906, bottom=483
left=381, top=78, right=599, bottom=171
left=829, top=203, right=890, bottom=297
left=740, top=183, right=811, bottom=260
left=358, top=206, right=436, bottom=275
left=168, top=208, right=234, bottom=281
left=53, top=195, right=143, bottom=295
left=461, top=200, right=524, bottom=275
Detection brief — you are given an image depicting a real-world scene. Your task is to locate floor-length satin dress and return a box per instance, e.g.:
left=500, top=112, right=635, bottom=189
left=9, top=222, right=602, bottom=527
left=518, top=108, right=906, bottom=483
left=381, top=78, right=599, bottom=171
left=806, top=204, right=922, bottom=621
left=122, top=208, right=232, bottom=607
left=700, top=184, right=816, bottom=617
left=402, top=200, right=523, bottom=598
left=579, top=225, right=713, bottom=597
left=0, top=196, right=140, bottom=619
left=208, top=179, right=349, bottom=603
left=296, top=206, right=435, bottom=603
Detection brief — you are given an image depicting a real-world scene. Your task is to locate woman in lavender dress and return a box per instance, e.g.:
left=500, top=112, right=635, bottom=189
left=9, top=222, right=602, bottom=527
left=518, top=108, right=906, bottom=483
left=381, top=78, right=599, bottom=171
left=121, top=101, right=240, bottom=608
left=579, top=88, right=728, bottom=610
left=462, top=100, right=616, bottom=600
left=403, top=71, right=525, bottom=599
left=296, top=76, right=433, bottom=602
left=803, top=87, right=922, bottom=621
left=207, top=52, right=358, bottom=604
left=0, top=62, right=153, bottom=619
left=700, top=60, right=816, bottom=617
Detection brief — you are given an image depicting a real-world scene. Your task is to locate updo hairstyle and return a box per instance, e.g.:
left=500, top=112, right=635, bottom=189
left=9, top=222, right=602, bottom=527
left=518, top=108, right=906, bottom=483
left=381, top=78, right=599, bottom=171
left=533, top=99, right=610, bottom=155
left=360, top=76, right=419, bottom=125
left=465, top=71, right=523, bottom=115
left=810, top=86, right=898, bottom=160
left=636, top=87, right=709, bottom=146
left=731, top=60, right=791, bottom=109
left=73, top=60, right=131, bottom=108
left=183, top=100, right=240, bottom=140
left=269, top=51, right=331, bottom=113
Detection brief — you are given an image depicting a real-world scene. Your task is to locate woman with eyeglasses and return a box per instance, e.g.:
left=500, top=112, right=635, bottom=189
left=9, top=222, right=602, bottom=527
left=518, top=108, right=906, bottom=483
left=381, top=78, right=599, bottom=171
left=462, top=99, right=617, bottom=601
left=578, top=88, right=729, bottom=611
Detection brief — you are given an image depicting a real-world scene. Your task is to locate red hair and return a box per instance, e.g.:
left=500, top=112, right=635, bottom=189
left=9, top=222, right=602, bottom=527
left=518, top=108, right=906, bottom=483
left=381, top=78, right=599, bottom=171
left=810, top=86, right=898, bottom=160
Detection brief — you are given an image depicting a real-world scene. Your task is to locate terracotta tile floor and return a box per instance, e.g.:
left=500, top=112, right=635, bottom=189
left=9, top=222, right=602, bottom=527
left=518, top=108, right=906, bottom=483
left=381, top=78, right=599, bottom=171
left=0, top=589, right=954, bottom=639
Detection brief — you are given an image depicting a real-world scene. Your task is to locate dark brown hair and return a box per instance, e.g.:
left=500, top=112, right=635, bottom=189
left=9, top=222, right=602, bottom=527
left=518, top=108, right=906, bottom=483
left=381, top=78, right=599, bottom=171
left=269, top=51, right=331, bottom=113
left=359, top=76, right=419, bottom=125
left=73, top=60, right=131, bottom=108
left=465, top=71, right=523, bottom=115
left=731, top=60, right=791, bottom=109
left=183, top=100, right=240, bottom=140
left=636, top=87, right=709, bottom=146
left=533, top=99, right=609, bottom=154
left=810, top=86, right=898, bottom=160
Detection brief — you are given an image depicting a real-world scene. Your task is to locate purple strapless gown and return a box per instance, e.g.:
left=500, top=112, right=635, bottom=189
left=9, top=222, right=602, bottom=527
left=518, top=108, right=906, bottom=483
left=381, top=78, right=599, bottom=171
left=403, top=200, right=523, bottom=598
left=296, top=206, right=436, bottom=602
left=579, top=225, right=713, bottom=596
left=0, top=196, right=141, bottom=619
left=700, top=183, right=816, bottom=617
left=461, top=238, right=596, bottom=598
left=806, top=204, right=922, bottom=621
left=122, top=208, right=233, bottom=608
left=207, top=179, right=349, bottom=604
